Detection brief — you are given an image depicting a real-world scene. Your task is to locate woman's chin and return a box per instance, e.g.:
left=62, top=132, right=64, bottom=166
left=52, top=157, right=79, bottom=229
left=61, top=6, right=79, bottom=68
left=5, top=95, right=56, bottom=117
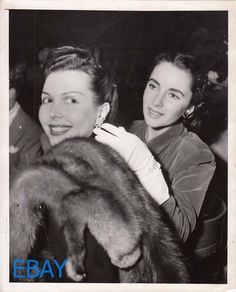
left=49, top=135, right=68, bottom=146
left=145, top=117, right=161, bottom=129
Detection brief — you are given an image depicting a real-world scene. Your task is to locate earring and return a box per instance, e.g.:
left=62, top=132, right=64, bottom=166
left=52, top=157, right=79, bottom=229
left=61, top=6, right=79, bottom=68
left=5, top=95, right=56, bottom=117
left=95, top=115, right=103, bottom=128
left=95, top=121, right=102, bottom=128
left=183, top=110, right=193, bottom=119
left=182, top=112, right=189, bottom=119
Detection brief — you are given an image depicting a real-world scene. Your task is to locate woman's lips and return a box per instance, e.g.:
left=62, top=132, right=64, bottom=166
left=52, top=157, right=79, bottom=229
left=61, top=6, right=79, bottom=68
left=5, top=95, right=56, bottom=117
left=49, top=125, right=72, bottom=136
left=148, top=108, right=164, bottom=118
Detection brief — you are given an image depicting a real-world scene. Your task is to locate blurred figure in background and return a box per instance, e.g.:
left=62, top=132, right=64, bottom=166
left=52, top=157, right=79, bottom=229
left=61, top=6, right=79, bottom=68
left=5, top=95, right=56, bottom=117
left=24, top=47, right=51, bottom=120
left=9, top=63, right=43, bottom=179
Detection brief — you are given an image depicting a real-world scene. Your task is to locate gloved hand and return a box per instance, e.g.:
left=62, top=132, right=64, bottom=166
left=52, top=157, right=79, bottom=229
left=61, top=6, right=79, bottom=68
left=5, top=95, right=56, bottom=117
left=93, top=123, right=170, bottom=205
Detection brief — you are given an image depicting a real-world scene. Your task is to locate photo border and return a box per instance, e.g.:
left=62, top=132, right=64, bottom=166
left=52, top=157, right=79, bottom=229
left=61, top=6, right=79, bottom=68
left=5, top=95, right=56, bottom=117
left=1, top=1, right=235, bottom=291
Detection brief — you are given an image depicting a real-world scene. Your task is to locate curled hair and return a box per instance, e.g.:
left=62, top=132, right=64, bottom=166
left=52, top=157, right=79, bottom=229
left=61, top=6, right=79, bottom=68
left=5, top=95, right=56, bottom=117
left=42, top=45, right=118, bottom=122
left=147, top=52, right=208, bottom=129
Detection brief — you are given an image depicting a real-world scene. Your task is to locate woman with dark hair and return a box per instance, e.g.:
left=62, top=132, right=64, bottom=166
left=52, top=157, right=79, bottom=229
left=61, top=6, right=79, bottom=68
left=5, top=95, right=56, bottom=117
left=39, top=45, right=118, bottom=151
left=36, top=45, right=119, bottom=282
left=94, top=52, right=216, bottom=244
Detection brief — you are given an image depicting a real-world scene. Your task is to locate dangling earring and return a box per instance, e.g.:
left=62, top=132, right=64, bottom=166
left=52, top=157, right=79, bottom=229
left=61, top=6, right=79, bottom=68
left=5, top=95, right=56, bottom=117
left=95, top=120, right=102, bottom=128
left=94, top=103, right=110, bottom=128
left=95, top=114, right=103, bottom=129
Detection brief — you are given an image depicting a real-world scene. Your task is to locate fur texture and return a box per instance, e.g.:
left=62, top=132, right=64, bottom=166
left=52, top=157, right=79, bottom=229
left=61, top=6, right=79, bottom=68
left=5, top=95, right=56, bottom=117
left=10, top=137, right=190, bottom=282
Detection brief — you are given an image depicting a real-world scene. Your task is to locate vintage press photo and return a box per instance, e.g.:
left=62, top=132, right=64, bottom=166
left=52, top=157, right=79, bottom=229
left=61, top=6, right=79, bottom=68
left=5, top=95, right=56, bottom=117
left=0, top=1, right=236, bottom=291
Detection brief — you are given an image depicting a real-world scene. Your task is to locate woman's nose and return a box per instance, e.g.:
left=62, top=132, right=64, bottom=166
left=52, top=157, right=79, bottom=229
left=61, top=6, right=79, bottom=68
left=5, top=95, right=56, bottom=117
left=49, top=102, right=63, bottom=119
left=152, top=91, right=164, bottom=107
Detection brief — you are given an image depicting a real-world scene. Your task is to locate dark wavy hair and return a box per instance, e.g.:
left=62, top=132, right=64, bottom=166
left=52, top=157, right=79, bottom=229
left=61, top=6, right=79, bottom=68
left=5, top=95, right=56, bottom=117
left=42, top=45, right=118, bottom=123
left=147, top=52, right=208, bottom=129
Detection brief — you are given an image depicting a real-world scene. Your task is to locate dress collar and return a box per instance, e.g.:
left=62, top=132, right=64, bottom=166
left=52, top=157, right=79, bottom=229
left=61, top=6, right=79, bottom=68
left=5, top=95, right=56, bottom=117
left=147, top=122, right=185, bottom=156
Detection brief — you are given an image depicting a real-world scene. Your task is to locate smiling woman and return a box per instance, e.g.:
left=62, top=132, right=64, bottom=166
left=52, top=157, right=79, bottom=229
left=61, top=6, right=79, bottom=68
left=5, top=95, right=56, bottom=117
left=143, top=61, right=193, bottom=139
left=39, top=70, right=103, bottom=145
left=94, top=52, right=216, bottom=246
left=39, top=45, right=118, bottom=149
left=131, top=53, right=216, bottom=243
left=36, top=45, right=120, bottom=282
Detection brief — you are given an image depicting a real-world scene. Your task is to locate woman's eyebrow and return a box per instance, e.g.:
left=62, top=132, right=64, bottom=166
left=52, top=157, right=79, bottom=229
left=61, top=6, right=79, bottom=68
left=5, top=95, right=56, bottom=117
left=62, top=91, right=86, bottom=97
left=149, top=78, right=184, bottom=97
left=169, top=88, right=184, bottom=97
left=41, top=91, right=50, bottom=95
left=148, top=78, right=160, bottom=86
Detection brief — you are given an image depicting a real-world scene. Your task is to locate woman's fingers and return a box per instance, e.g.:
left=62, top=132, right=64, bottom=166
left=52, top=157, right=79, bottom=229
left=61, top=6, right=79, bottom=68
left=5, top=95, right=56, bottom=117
left=101, top=123, right=126, bottom=137
left=93, top=127, right=120, bottom=147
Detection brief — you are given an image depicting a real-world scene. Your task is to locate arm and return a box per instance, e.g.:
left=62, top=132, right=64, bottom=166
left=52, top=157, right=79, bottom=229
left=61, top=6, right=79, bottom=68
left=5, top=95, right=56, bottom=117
left=161, top=149, right=216, bottom=243
left=93, top=123, right=170, bottom=205
left=18, top=126, right=42, bottom=167
left=94, top=123, right=216, bottom=243
left=10, top=114, right=42, bottom=178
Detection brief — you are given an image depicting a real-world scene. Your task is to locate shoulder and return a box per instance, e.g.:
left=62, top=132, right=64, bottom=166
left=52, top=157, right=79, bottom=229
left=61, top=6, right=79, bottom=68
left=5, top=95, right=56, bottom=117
left=13, top=108, right=43, bottom=150
left=18, top=107, right=42, bottom=135
left=129, top=120, right=147, bottom=142
left=129, top=120, right=146, bottom=135
left=174, top=129, right=215, bottom=169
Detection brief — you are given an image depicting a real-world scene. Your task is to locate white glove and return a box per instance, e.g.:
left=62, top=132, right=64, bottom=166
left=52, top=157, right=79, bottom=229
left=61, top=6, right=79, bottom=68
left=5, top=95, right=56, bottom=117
left=93, top=123, right=170, bottom=205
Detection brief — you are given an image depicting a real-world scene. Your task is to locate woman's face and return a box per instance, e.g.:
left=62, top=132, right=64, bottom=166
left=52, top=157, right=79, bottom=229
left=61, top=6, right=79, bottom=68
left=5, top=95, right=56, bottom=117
left=39, top=70, right=100, bottom=145
left=143, top=61, right=193, bottom=133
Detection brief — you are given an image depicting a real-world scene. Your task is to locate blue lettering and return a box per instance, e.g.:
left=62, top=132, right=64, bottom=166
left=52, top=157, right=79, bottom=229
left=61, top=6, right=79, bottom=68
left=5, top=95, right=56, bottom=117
left=12, top=258, right=67, bottom=279
left=27, top=260, right=40, bottom=279
left=53, top=259, right=67, bottom=278
left=40, top=259, right=54, bottom=278
left=13, top=259, right=25, bottom=279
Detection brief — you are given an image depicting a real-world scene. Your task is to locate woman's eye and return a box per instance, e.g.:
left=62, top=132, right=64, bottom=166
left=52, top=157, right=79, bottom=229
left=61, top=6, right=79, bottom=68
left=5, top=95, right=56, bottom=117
left=65, top=97, right=78, bottom=104
left=41, top=97, right=52, bottom=104
left=168, top=92, right=180, bottom=100
left=148, top=83, right=157, bottom=90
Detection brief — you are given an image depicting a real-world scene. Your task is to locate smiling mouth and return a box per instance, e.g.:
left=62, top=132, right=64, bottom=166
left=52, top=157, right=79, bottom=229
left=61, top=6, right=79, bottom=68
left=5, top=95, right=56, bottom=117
left=49, top=125, right=72, bottom=136
left=148, top=108, right=164, bottom=118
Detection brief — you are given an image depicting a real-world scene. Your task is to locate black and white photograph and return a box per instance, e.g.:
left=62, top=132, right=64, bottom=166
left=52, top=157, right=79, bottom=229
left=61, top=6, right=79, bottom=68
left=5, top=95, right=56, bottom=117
left=0, top=1, right=235, bottom=291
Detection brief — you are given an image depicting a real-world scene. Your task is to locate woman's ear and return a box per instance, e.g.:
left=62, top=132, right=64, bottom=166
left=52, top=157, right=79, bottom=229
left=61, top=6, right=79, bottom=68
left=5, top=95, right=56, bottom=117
left=100, top=102, right=110, bottom=121
left=95, top=103, right=110, bottom=128
left=182, top=105, right=195, bottom=120
left=185, top=105, right=195, bottom=116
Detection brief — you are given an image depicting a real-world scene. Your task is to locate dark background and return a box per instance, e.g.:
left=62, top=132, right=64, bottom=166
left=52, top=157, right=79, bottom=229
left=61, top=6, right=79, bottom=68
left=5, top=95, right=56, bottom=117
left=9, top=10, right=228, bottom=126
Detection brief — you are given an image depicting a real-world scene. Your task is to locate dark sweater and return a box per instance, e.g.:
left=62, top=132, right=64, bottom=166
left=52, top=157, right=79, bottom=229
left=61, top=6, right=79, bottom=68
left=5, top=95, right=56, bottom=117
left=130, top=120, right=216, bottom=243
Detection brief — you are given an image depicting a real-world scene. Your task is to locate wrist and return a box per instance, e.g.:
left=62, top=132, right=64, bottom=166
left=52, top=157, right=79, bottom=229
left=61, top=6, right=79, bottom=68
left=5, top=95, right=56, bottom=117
left=135, top=158, right=170, bottom=205
left=135, top=156, right=161, bottom=178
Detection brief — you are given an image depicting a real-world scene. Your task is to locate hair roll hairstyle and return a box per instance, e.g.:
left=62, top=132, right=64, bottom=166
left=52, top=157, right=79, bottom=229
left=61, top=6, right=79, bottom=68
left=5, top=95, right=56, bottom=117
left=147, top=52, right=208, bottom=129
left=42, top=45, right=118, bottom=123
